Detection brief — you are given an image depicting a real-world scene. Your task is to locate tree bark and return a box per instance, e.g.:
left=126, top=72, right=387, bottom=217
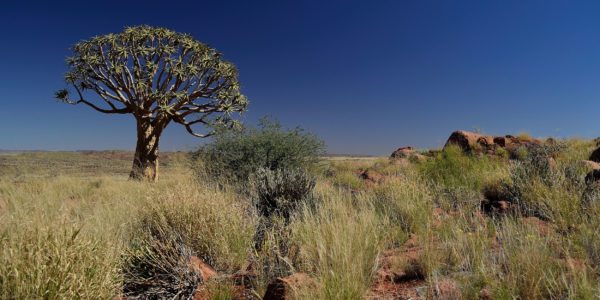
left=130, top=119, right=162, bottom=181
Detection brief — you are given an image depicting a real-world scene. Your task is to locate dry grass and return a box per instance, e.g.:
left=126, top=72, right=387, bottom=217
left=2, top=143, right=600, bottom=298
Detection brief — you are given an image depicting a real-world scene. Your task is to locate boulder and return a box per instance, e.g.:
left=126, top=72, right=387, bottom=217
left=263, top=273, right=316, bottom=300
left=444, top=130, right=542, bottom=157
left=390, top=146, right=427, bottom=162
left=358, top=169, right=384, bottom=184
left=585, top=170, right=600, bottom=184
left=444, top=130, right=494, bottom=153
left=581, top=160, right=600, bottom=170
left=390, top=146, right=415, bottom=159
left=590, top=147, right=600, bottom=163
left=190, top=256, right=217, bottom=283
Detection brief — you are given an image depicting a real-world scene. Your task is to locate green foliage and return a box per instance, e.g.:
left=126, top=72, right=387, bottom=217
left=418, top=144, right=509, bottom=194
left=57, top=25, right=248, bottom=145
left=194, top=118, right=325, bottom=183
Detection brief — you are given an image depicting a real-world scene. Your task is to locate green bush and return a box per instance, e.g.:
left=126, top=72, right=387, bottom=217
left=193, top=118, right=325, bottom=184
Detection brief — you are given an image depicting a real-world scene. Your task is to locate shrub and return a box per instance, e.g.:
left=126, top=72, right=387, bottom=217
left=130, top=181, right=256, bottom=272
left=253, top=167, right=316, bottom=221
left=193, top=118, right=325, bottom=184
left=122, top=213, right=200, bottom=299
left=252, top=167, right=316, bottom=256
left=122, top=181, right=257, bottom=298
left=504, top=143, right=585, bottom=225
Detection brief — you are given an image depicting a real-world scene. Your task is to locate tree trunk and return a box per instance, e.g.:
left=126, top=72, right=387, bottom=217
left=130, top=119, right=162, bottom=181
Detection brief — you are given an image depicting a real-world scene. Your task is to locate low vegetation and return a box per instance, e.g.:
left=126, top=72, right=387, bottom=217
left=2, top=136, right=600, bottom=299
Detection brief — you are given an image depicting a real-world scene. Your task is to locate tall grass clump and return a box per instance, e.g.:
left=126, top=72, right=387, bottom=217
left=291, top=185, right=384, bottom=299
left=251, top=167, right=317, bottom=293
left=419, top=144, right=509, bottom=211
left=419, top=144, right=508, bottom=193
left=504, top=144, right=587, bottom=228
left=193, top=118, right=325, bottom=185
left=123, top=216, right=200, bottom=299
left=371, top=175, right=433, bottom=241
left=0, top=176, right=148, bottom=299
left=126, top=180, right=256, bottom=274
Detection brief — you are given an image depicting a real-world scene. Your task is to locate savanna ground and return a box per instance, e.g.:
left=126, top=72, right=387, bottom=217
left=2, top=138, right=600, bottom=299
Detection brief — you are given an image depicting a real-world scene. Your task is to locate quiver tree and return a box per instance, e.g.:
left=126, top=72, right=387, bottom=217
left=56, top=26, right=248, bottom=181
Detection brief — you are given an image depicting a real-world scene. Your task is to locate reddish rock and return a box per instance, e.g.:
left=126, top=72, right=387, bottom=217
left=581, top=160, right=600, bottom=170
left=391, top=146, right=415, bottom=159
left=445, top=130, right=542, bottom=158
left=444, top=130, right=494, bottom=153
left=358, top=169, right=384, bottom=184
left=390, top=146, right=427, bottom=163
left=190, top=256, right=217, bottom=282
left=263, top=273, right=316, bottom=300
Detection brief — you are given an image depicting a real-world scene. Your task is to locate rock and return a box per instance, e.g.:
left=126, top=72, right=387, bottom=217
left=444, top=130, right=494, bottom=154
left=263, top=273, right=316, bottom=300
left=444, top=130, right=542, bottom=158
left=390, top=146, right=427, bottom=162
left=431, top=278, right=462, bottom=300
left=190, top=256, right=217, bottom=283
left=358, top=169, right=384, bottom=184
left=391, top=146, right=415, bottom=159
left=585, top=169, right=600, bottom=184
left=580, top=160, right=600, bottom=170
left=590, top=147, right=600, bottom=163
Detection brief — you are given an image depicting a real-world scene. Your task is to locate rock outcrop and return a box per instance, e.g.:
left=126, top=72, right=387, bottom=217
left=444, top=130, right=541, bottom=157
left=589, top=147, right=600, bottom=163
left=390, top=146, right=426, bottom=161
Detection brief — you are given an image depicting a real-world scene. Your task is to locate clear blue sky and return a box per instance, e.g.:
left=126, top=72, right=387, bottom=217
left=1, top=1, right=599, bottom=155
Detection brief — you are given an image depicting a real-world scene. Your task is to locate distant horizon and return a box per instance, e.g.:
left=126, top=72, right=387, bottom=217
left=1, top=130, right=596, bottom=157
left=2, top=1, right=600, bottom=155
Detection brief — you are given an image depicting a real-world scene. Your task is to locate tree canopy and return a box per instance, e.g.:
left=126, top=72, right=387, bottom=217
left=56, top=25, right=248, bottom=137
